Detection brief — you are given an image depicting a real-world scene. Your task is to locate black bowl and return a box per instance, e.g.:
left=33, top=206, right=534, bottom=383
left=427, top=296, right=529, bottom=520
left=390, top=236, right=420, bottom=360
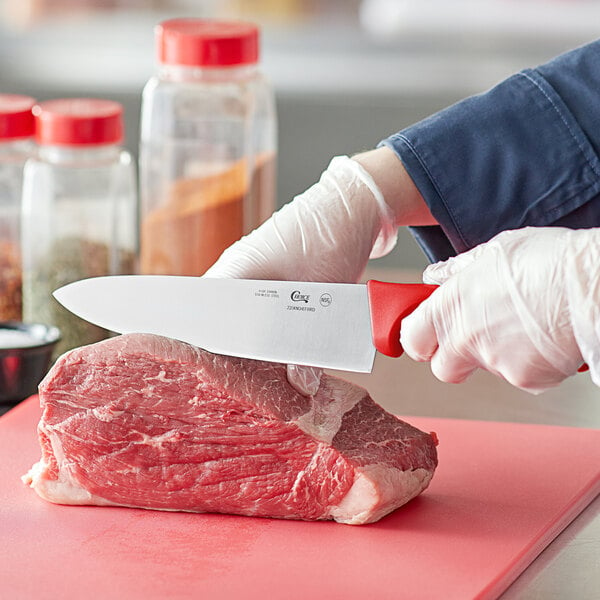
left=0, top=322, right=61, bottom=405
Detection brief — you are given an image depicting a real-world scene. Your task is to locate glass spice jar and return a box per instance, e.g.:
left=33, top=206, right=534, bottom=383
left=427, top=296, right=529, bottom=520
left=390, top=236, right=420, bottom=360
left=139, top=18, right=277, bottom=276
left=21, top=98, right=138, bottom=357
left=0, top=94, right=36, bottom=322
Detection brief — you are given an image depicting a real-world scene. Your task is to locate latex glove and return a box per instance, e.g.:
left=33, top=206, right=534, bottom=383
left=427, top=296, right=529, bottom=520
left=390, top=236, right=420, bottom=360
left=205, top=155, right=398, bottom=395
left=400, top=227, right=600, bottom=394
left=205, top=155, right=398, bottom=284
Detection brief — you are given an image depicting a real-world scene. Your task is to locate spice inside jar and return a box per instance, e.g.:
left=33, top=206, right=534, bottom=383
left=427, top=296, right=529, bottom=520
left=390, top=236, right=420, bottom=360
left=25, top=237, right=136, bottom=357
left=0, top=240, right=22, bottom=321
left=0, top=94, right=36, bottom=321
left=141, top=153, right=275, bottom=276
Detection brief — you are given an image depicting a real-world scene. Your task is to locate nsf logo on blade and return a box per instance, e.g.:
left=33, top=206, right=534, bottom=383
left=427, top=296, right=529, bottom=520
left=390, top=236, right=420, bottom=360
left=290, top=289, right=332, bottom=308
left=319, top=293, right=332, bottom=307
left=291, top=290, right=310, bottom=303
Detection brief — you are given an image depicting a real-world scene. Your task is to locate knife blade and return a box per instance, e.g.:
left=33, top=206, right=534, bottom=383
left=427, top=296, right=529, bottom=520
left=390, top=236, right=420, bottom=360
left=53, top=276, right=437, bottom=373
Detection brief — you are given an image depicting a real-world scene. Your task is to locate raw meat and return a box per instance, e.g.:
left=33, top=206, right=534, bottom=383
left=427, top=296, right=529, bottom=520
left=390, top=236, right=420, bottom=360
left=24, top=333, right=438, bottom=524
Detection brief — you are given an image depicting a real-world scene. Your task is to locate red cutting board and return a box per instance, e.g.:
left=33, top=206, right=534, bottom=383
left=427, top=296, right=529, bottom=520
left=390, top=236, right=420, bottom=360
left=1, top=397, right=599, bottom=600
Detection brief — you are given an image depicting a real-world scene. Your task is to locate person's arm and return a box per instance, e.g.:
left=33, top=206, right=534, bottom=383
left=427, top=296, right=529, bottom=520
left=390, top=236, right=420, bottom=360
left=207, top=40, right=600, bottom=284
left=352, top=147, right=435, bottom=227
left=382, top=39, right=600, bottom=262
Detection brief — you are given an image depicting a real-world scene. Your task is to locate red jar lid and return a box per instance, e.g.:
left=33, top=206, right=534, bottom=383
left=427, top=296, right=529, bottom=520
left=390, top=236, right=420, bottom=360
left=33, top=98, right=124, bottom=146
left=157, top=18, right=259, bottom=67
left=0, top=94, right=35, bottom=140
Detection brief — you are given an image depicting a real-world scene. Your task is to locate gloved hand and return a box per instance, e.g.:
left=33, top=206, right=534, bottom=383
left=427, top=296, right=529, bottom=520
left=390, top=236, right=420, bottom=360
left=205, top=155, right=398, bottom=284
left=400, top=227, right=600, bottom=394
left=205, top=155, right=399, bottom=394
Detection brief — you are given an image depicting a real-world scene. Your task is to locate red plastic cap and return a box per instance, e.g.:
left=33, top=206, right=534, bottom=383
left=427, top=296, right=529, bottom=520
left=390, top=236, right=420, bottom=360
left=157, top=18, right=259, bottom=67
left=33, top=98, right=124, bottom=146
left=0, top=94, right=36, bottom=140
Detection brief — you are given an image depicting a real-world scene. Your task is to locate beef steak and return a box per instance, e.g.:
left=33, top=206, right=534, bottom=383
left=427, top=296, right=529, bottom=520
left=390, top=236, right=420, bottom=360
left=24, top=333, right=438, bottom=524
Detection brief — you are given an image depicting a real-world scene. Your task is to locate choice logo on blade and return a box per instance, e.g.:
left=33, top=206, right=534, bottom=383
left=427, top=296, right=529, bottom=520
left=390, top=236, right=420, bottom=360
left=290, top=290, right=310, bottom=303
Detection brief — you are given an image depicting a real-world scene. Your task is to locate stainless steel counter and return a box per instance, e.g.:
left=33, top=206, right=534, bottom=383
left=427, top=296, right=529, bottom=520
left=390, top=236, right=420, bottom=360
left=337, top=267, right=600, bottom=599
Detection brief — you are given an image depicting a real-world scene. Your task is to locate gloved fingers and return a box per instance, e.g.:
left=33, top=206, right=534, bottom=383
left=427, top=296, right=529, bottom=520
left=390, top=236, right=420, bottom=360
left=204, top=234, right=273, bottom=279
left=400, top=303, right=439, bottom=362
left=286, top=364, right=323, bottom=397
left=423, top=242, right=488, bottom=284
left=424, top=228, right=543, bottom=285
left=402, top=299, right=478, bottom=383
left=430, top=346, right=478, bottom=384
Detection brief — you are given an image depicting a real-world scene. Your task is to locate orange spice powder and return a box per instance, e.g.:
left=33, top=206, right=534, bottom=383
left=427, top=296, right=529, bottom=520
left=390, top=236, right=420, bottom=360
left=140, top=153, right=275, bottom=277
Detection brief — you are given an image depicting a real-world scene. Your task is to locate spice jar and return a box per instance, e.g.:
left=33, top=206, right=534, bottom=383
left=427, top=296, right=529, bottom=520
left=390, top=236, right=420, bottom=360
left=21, top=98, right=138, bottom=357
left=0, top=94, right=36, bottom=322
left=139, top=18, right=277, bottom=276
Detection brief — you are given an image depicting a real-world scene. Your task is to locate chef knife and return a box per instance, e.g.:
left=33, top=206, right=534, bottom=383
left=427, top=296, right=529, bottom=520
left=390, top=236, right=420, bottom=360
left=53, top=276, right=437, bottom=373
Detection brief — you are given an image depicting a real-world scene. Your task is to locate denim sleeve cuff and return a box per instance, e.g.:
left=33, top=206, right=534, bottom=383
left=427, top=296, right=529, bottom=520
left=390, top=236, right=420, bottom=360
left=381, top=69, right=600, bottom=258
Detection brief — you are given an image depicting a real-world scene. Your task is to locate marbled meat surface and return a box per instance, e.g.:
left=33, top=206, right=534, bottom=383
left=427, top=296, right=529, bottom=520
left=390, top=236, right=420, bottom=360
left=24, top=333, right=438, bottom=524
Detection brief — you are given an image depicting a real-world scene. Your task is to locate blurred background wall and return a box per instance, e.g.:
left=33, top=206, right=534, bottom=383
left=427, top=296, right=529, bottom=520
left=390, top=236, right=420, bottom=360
left=1, top=0, right=599, bottom=269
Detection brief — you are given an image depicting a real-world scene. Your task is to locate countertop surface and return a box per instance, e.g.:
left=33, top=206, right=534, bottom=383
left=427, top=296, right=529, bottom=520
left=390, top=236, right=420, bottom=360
left=2, top=266, right=598, bottom=599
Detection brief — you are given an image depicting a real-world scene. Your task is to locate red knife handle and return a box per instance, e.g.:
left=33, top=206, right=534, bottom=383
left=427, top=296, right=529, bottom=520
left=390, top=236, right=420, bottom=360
left=366, top=280, right=438, bottom=357
left=367, top=280, right=592, bottom=372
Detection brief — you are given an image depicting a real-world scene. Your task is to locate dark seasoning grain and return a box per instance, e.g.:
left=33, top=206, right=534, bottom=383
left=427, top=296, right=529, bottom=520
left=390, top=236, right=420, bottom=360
left=23, top=236, right=136, bottom=358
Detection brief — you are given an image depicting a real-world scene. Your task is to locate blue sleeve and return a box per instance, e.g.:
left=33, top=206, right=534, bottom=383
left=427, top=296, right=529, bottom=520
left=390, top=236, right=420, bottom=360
left=381, top=39, right=600, bottom=262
